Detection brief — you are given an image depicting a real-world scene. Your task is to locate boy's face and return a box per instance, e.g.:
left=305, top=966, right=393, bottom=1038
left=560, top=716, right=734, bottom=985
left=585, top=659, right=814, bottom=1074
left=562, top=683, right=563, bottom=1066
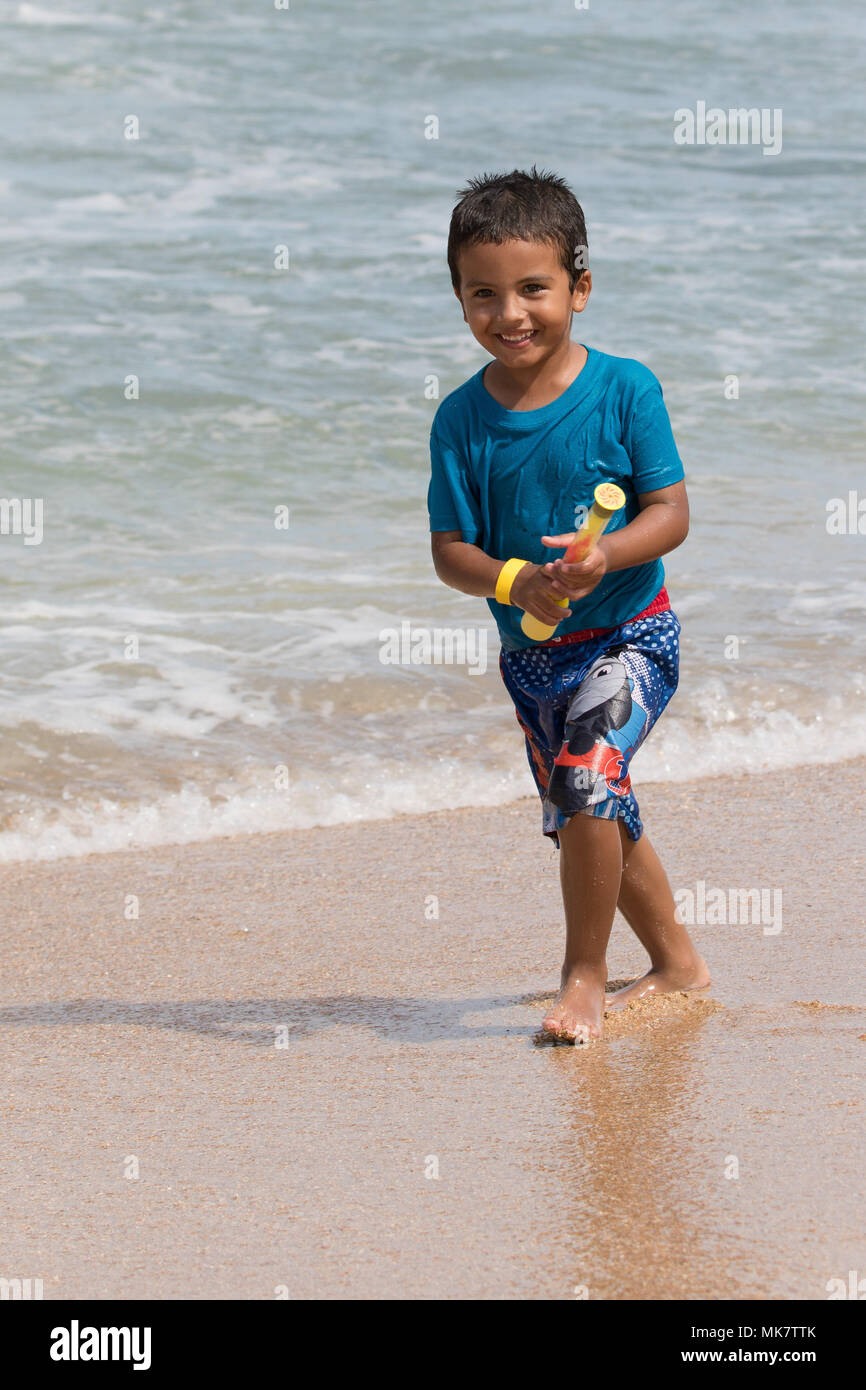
left=454, top=238, right=591, bottom=367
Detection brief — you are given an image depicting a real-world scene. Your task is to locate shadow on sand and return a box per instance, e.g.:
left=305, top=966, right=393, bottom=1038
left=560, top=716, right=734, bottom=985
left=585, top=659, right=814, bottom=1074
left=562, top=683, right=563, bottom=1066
left=0, top=994, right=547, bottom=1047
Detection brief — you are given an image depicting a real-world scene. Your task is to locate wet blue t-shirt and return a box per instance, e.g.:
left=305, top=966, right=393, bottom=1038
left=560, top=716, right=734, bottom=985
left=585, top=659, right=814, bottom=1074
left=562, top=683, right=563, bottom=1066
left=427, top=346, right=684, bottom=650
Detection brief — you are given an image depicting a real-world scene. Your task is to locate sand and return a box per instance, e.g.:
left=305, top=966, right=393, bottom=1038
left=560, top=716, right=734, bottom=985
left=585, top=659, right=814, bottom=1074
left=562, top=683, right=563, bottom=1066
left=1, top=759, right=865, bottom=1300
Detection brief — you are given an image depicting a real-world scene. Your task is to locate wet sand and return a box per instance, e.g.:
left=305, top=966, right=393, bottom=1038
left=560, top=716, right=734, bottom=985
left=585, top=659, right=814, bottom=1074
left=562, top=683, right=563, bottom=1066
left=1, top=760, right=865, bottom=1300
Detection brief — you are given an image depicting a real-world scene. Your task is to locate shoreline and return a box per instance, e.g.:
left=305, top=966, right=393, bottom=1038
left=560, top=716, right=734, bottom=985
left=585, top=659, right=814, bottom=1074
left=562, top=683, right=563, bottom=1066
left=3, top=743, right=865, bottom=870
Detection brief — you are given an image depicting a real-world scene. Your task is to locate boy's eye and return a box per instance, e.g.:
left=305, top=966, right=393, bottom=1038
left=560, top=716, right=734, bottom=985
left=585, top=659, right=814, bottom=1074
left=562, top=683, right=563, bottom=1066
left=471, top=283, right=547, bottom=298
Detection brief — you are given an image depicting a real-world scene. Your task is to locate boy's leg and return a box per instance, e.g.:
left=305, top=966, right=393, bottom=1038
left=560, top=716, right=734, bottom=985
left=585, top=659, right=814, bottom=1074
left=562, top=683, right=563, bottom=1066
left=541, top=817, right=710, bottom=1037
left=607, top=821, right=709, bottom=1011
left=540, top=813, right=621, bottom=1042
left=502, top=611, right=701, bottom=1038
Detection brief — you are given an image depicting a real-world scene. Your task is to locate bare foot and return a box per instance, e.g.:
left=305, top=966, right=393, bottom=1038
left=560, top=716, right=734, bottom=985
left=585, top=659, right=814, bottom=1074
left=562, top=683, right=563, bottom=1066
left=604, top=954, right=711, bottom=1014
left=539, top=965, right=607, bottom=1044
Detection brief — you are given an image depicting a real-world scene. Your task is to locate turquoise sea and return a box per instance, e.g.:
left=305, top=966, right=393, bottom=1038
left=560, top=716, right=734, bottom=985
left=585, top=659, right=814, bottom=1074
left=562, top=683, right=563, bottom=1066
left=1, top=0, right=864, bottom=859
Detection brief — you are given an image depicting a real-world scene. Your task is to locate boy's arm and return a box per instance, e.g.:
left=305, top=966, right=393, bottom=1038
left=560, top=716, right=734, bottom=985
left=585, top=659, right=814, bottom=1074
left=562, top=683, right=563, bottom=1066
left=431, top=531, right=571, bottom=627
left=600, top=479, right=689, bottom=570
left=543, top=480, right=689, bottom=601
left=431, top=531, right=501, bottom=597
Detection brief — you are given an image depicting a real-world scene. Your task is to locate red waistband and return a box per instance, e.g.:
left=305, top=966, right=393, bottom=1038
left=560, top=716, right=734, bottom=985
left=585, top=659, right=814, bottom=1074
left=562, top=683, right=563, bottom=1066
left=540, top=587, right=671, bottom=646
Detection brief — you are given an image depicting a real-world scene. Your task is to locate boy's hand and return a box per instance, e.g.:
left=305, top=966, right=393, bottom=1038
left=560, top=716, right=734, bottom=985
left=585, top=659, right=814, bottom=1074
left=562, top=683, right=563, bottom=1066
left=509, top=562, right=578, bottom=626
left=539, top=533, right=608, bottom=601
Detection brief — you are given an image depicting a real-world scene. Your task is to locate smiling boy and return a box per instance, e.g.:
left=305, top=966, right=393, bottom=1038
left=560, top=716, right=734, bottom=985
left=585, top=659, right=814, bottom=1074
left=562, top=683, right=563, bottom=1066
left=428, top=167, right=709, bottom=1043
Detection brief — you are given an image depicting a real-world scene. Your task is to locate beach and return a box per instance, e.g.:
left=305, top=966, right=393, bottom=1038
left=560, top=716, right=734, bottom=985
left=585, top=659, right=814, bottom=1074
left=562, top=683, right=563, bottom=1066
left=2, top=758, right=864, bottom=1301
left=1, top=0, right=864, bottom=1311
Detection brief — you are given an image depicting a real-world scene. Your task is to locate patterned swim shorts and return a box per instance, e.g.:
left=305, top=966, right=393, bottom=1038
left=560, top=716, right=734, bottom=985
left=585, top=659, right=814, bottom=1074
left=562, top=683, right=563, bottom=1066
left=498, top=604, right=681, bottom=846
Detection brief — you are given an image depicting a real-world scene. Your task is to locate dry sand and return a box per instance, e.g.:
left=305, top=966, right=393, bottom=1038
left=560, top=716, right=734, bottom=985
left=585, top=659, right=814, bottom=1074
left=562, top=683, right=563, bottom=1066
left=1, top=760, right=865, bottom=1300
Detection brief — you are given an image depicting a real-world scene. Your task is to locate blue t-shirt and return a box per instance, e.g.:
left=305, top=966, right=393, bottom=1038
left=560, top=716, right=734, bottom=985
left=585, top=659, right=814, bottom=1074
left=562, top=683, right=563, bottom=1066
left=427, top=346, right=684, bottom=650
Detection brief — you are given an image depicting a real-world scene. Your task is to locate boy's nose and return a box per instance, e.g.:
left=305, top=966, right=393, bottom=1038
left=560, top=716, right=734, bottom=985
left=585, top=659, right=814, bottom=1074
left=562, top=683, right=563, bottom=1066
left=496, top=295, right=527, bottom=324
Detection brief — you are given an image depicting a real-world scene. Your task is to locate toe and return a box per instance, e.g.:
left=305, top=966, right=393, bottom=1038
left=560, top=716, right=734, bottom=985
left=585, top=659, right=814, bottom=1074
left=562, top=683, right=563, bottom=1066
left=559, top=1012, right=591, bottom=1044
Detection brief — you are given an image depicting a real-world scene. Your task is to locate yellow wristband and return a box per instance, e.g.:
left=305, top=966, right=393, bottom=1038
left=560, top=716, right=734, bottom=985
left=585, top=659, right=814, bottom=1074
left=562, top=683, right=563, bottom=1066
left=495, top=557, right=529, bottom=606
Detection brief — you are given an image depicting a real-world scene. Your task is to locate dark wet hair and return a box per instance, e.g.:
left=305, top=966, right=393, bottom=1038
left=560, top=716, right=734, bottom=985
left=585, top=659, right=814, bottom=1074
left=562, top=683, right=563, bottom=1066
left=447, top=165, right=588, bottom=294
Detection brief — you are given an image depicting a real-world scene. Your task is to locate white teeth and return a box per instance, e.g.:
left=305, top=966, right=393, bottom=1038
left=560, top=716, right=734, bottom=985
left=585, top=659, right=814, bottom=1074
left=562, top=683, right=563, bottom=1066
left=500, top=332, right=535, bottom=342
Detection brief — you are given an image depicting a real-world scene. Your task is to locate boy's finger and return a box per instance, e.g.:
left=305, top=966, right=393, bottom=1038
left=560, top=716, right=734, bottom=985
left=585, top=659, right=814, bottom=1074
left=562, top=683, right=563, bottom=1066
left=554, top=556, right=599, bottom=576
left=540, top=567, right=573, bottom=592
left=549, top=577, right=590, bottom=598
left=540, top=533, right=576, bottom=549
left=534, top=606, right=571, bottom=624
left=530, top=596, right=572, bottom=621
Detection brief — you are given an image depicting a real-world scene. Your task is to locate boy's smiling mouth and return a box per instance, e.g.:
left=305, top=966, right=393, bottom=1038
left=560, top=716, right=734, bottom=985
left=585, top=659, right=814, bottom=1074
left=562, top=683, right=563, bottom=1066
left=495, top=329, right=539, bottom=348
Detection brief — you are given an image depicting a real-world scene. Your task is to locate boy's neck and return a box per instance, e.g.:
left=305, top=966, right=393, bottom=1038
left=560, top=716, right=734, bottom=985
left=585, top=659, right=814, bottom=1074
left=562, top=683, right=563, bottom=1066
left=482, top=339, right=588, bottom=412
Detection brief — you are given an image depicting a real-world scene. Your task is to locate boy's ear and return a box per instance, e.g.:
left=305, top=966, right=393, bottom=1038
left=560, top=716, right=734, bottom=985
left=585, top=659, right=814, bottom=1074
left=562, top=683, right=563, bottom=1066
left=572, top=270, right=592, bottom=311
left=454, top=285, right=468, bottom=322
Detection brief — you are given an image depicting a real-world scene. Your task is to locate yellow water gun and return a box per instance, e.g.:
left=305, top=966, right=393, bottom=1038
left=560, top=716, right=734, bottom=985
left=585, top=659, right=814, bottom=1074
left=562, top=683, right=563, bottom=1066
left=520, top=481, right=626, bottom=641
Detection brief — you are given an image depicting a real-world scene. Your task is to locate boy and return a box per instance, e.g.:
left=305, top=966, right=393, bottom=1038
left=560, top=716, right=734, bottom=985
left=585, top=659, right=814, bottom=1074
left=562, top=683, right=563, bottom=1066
left=428, top=167, right=709, bottom=1044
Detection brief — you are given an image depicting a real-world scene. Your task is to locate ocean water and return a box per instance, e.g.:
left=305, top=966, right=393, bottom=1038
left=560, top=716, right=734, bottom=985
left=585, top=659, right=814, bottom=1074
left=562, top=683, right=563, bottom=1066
left=1, top=0, right=864, bottom=861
